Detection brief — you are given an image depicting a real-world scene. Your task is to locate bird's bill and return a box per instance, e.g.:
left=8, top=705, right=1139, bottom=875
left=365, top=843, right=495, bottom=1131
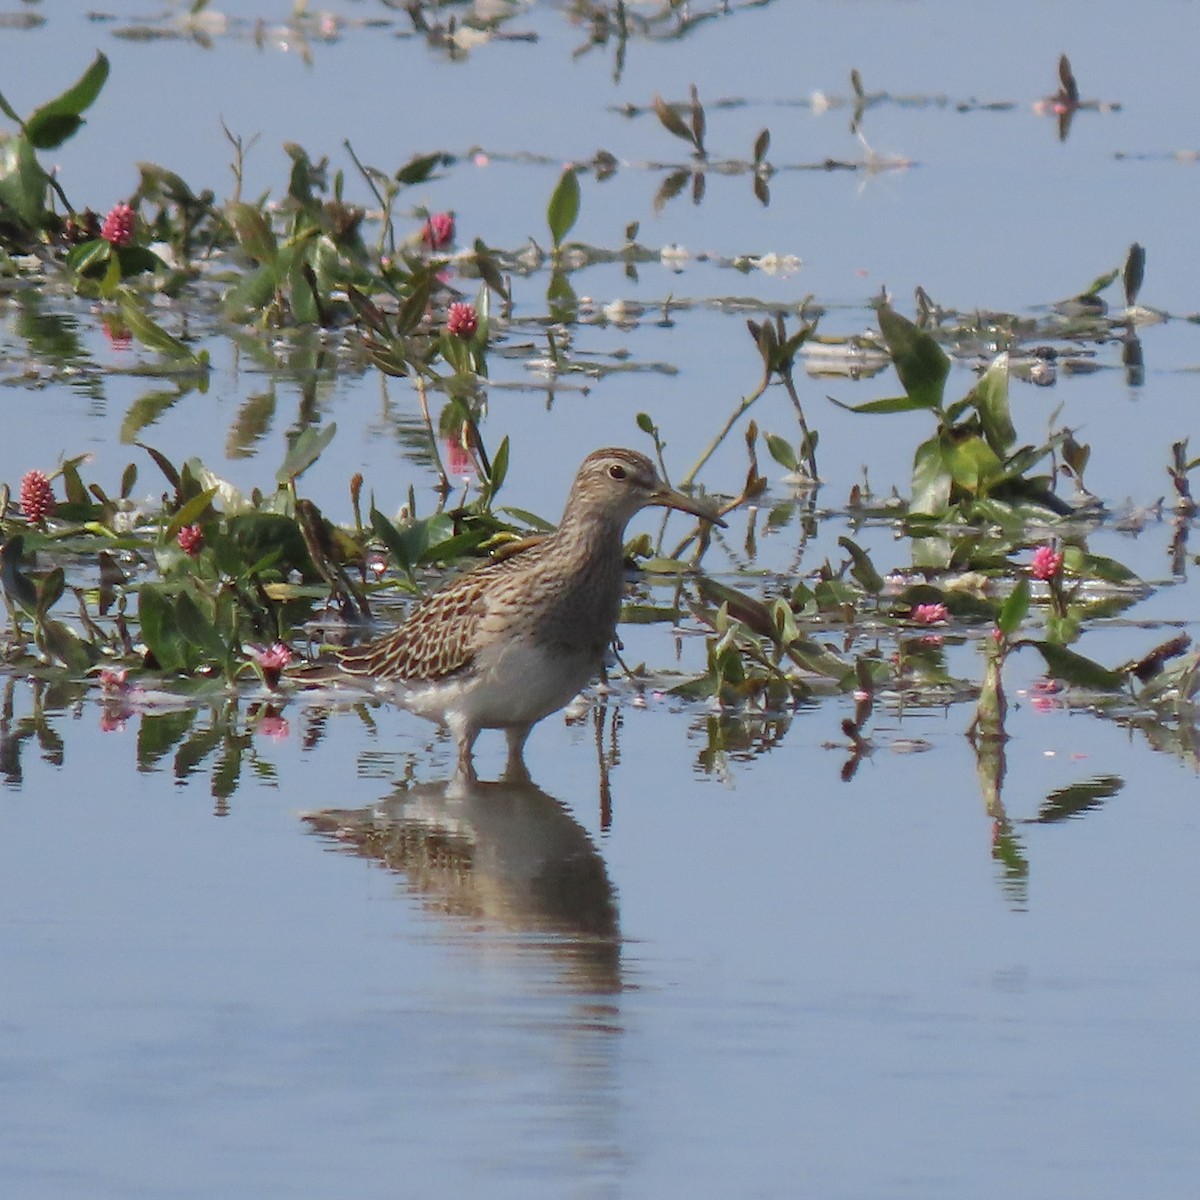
left=651, top=484, right=727, bottom=527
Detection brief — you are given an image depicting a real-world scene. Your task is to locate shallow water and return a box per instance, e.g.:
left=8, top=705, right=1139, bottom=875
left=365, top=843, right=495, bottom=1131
left=3, top=3, right=1200, bottom=1197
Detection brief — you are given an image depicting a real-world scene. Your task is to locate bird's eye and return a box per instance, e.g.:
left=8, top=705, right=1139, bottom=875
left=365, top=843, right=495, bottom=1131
left=607, top=464, right=627, bottom=481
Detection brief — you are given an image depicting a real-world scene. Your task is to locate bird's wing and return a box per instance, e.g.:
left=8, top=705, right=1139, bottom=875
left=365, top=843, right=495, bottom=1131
left=336, top=556, right=513, bottom=683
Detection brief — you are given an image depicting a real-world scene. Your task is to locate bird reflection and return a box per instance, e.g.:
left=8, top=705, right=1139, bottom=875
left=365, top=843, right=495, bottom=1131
left=303, top=772, right=622, bottom=995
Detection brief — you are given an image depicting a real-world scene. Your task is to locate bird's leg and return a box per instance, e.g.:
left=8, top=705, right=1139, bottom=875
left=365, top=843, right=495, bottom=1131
left=502, top=725, right=533, bottom=784
left=450, top=717, right=480, bottom=783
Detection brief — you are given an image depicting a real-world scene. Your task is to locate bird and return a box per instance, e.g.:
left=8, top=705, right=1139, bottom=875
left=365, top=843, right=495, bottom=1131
left=334, top=447, right=724, bottom=779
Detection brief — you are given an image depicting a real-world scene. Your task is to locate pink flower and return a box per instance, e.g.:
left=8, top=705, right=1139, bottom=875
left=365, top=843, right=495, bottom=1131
left=177, top=524, right=204, bottom=557
left=100, top=203, right=135, bottom=248
left=256, top=643, right=293, bottom=671
left=252, top=642, right=293, bottom=689
left=446, top=302, right=477, bottom=339
left=912, top=602, right=948, bottom=625
left=1030, top=545, right=1064, bottom=581
left=422, top=211, right=455, bottom=250
left=19, top=470, right=56, bottom=521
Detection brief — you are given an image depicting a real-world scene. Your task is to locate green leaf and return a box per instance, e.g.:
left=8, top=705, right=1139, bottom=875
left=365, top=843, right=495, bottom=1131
left=877, top=304, right=949, bottom=410
left=1079, top=266, right=1119, bottom=299
left=943, top=433, right=1004, bottom=495
left=65, top=237, right=112, bottom=276
left=24, top=52, right=109, bottom=150
left=137, top=442, right=182, bottom=497
left=223, top=264, right=279, bottom=322
left=0, top=87, right=22, bottom=127
left=488, top=435, right=509, bottom=492
left=35, top=566, right=65, bottom=619
left=228, top=202, right=278, bottom=265
left=164, top=487, right=218, bottom=537
left=472, top=237, right=510, bottom=301
left=1063, top=547, right=1140, bottom=585
left=395, top=151, right=449, bottom=186
left=784, top=637, right=854, bottom=683
left=828, top=392, right=936, bottom=416
left=0, top=133, right=47, bottom=228
left=138, top=584, right=187, bottom=672
left=37, top=618, right=96, bottom=673
left=1028, top=640, right=1125, bottom=691
left=837, top=536, right=884, bottom=595
left=547, top=167, right=581, bottom=250
left=764, top=432, right=798, bottom=472
left=967, top=353, right=1015, bottom=453
left=118, top=294, right=200, bottom=362
left=276, top=423, right=336, bottom=485
left=909, top=437, right=952, bottom=516
left=370, top=508, right=455, bottom=575
left=174, top=590, right=228, bottom=661
left=997, top=578, right=1030, bottom=637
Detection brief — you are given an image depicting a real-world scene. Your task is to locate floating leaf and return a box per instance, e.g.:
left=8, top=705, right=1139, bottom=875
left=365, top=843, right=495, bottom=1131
left=1028, top=640, right=1124, bottom=691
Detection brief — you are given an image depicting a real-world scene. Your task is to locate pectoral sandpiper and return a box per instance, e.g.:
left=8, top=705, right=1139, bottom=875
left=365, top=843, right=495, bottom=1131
left=336, top=447, right=723, bottom=778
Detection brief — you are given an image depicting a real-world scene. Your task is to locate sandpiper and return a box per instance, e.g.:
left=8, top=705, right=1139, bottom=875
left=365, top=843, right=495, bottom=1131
left=336, top=447, right=724, bottom=778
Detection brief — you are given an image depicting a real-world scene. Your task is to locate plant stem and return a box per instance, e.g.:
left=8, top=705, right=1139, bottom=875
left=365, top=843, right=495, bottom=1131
left=681, top=371, right=769, bottom=488
left=779, top=370, right=818, bottom=481
left=414, top=374, right=449, bottom=495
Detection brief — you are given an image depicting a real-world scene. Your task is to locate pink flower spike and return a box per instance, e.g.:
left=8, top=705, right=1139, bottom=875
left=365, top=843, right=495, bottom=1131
left=912, top=602, right=949, bottom=625
left=446, top=302, right=477, bottom=339
left=177, top=524, right=204, bottom=557
left=422, top=211, right=455, bottom=250
left=1030, top=545, right=1064, bottom=581
left=256, top=643, right=293, bottom=671
left=101, top=202, right=135, bottom=248
left=252, top=642, right=293, bottom=691
left=19, top=470, right=56, bottom=521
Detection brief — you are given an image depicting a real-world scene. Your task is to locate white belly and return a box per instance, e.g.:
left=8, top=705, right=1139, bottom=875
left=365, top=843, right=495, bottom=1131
left=387, top=636, right=599, bottom=733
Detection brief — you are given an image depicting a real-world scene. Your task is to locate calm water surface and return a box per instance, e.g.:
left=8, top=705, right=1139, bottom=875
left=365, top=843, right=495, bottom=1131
left=2, top=3, right=1200, bottom=1197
